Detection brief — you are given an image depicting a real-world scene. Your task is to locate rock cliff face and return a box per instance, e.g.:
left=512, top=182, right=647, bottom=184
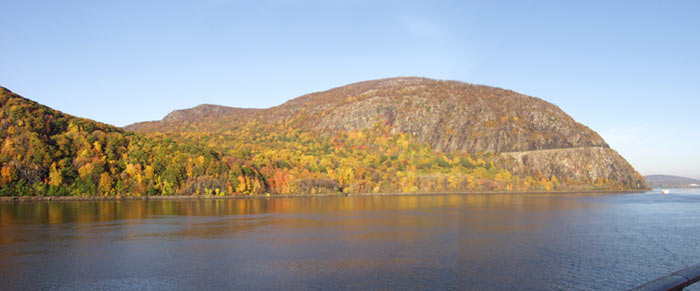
left=502, top=147, right=646, bottom=189
left=125, top=77, right=647, bottom=190
left=265, top=77, right=608, bottom=153
left=131, top=77, right=609, bottom=153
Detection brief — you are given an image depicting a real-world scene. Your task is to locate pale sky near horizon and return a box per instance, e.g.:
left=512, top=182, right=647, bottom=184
left=1, top=0, right=699, bottom=179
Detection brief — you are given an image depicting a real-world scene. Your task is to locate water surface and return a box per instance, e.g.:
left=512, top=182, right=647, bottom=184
left=1, top=191, right=699, bottom=290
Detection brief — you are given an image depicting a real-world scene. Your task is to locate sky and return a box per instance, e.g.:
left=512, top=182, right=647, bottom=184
left=1, top=0, right=699, bottom=179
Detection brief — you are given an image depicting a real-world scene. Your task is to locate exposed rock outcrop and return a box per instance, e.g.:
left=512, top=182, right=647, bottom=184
left=263, top=77, right=608, bottom=153
left=501, top=147, right=646, bottom=189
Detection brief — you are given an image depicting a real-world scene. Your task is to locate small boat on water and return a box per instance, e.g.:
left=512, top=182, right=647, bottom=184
left=661, top=189, right=670, bottom=194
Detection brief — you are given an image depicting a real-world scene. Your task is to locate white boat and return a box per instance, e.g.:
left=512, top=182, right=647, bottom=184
left=661, top=189, right=670, bottom=194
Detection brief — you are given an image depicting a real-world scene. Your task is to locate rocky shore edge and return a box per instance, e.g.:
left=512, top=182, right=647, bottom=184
left=0, top=189, right=647, bottom=203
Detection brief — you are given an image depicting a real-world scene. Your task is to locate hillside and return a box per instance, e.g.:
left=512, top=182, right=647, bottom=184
left=128, top=77, right=608, bottom=153
left=1, top=78, right=647, bottom=197
left=126, top=77, right=647, bottom=192
left=0, top=86, right=263, bottom=196
left=645, top=175, right=700, bottom=188
left=127, top=104, right=260, bottom=132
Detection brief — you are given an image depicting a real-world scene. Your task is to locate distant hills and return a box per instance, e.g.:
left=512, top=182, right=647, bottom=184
left=644, top=175, right=700, bottom=188
left=127, top=104, right=260, bottom=133
left=1, top=77, right=647, bottom=196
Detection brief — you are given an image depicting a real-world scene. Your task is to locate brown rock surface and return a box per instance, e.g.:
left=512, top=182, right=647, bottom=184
left=501, top=147, right=646, bottom=189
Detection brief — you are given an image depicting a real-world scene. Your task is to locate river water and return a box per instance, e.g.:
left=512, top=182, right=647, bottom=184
left=1, top=191, right=699, bottom=290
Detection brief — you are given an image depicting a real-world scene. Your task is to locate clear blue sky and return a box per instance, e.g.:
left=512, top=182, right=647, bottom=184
left=1, top=0, right=699, bottom=179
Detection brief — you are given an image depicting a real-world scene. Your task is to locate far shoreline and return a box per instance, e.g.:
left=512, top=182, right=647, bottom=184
left=0, top=189, right=649, bottom=203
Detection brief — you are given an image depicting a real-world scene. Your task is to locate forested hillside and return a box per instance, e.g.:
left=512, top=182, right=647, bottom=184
left=129, top=77, right=646, bottom=193
left=0, top=87, right=263, bottom=196
left=1, top=78, right=647, bottom=197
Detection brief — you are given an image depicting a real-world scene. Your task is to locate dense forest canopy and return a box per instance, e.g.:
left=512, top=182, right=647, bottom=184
left=0, top=78, right=646, bottom=197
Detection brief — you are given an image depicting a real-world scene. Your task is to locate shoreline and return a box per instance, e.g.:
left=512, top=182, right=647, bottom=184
left=0, top=189, right=648, bottom=203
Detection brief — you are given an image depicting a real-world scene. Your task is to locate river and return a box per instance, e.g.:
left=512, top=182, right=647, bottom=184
left=1, top=191, right=699, bottom=290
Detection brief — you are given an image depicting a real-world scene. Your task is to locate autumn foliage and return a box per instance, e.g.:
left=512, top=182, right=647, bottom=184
left=0, top=82, right=637, bottom=197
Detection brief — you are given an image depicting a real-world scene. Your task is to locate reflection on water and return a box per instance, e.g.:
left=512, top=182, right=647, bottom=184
left=1, top=193, right=699, bottom=290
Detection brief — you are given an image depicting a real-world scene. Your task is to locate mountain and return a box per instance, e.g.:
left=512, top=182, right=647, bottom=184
left=265, top=77, right=609, bottom=153
left=1, top=77, right=647, bottom=197
left=644, top=175, right=700, bottom=188
left=127, top=77, right=646, bottom=191
left=129, top=77, right=608, bottom=153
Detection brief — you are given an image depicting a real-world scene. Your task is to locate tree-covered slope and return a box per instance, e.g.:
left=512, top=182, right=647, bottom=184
left=126, top=77, right=647, bottom=192
left=126, top=104, right=260, bottom=133
left=1, top=77, right=647, bottom=197
left=0, top=86, right=264, bottom=196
